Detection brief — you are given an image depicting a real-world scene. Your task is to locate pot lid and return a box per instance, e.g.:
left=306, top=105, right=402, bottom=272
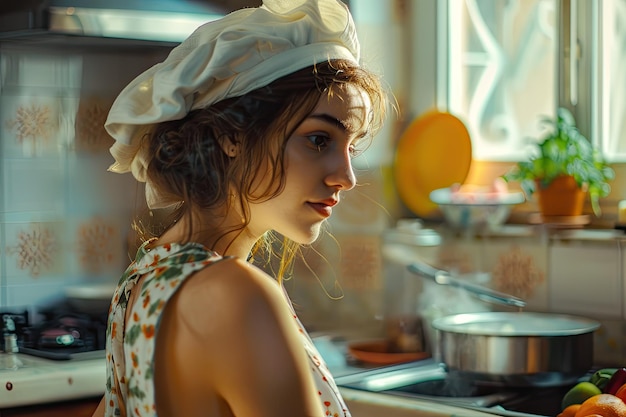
left=432, top=312, right=600, bottom=336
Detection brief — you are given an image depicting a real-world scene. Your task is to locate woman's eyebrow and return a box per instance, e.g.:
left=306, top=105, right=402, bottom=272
left=308, top=113, right=347, bottom=131
left=308, top=112, right=369, bottom=139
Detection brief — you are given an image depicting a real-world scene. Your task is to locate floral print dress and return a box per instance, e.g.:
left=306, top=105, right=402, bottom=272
left=104, top=240, right=351, bottom=417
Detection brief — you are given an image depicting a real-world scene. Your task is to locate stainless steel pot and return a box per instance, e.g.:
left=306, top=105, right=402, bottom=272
left=431, top=312, right=600, bottom=387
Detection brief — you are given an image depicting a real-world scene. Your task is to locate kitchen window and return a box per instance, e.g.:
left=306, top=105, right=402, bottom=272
left=433, top=0, right=626, bottom=163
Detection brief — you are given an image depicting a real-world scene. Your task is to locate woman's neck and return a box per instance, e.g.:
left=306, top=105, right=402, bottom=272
left=154, top=214, right=257, bottom=259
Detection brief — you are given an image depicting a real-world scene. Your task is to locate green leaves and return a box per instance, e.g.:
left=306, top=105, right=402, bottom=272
left=503, top=107, right=614, bottom=217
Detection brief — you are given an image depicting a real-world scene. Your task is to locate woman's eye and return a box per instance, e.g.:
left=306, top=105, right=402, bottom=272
left=307, top=134, right=330, bottom=151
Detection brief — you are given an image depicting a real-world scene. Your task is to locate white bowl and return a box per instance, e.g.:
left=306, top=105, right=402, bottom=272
left=430, top=187, right=525, bottom=229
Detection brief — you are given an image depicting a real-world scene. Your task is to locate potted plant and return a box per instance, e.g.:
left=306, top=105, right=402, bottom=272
left=503, top=107, right=614, bottom=217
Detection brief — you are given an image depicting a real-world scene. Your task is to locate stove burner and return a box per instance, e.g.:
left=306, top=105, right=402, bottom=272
left=34, top=315, right=90, bottom=349
left=1, top=307, right=106, bottom=360
left=21, top=313, right=106, bottom=358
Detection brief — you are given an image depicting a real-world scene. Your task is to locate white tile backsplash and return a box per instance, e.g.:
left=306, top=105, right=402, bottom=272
left=0, top=50, right=82, bottom=90
left=3, top=158, right=65, bottom=215
left=5, top=282, right=67, bottom=315
left=0, top=44, right=164, bottom=314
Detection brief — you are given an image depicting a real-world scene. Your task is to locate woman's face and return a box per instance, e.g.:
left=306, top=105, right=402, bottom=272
left=248, top=85, right=372, bottom=244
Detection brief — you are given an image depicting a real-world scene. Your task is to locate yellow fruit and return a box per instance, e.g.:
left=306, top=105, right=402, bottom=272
left=562, top=381, right=602, bottom=410
left=557, top=404, right=581, bottom=417
left=574, top=393, right=626, bottom=416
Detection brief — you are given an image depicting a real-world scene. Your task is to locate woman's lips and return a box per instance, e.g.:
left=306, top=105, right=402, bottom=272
left=308, top=202, right=333, bottom=218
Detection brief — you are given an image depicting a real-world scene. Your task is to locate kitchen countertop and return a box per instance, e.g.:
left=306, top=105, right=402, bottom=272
left=0, top=352, right=105, bottom=408
left=0, top=339, right=527, bottom=416
left=339, top=388, right=529, bottom=417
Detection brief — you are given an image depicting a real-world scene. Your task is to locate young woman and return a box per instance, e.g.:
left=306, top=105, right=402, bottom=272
left=92, top=1, right=389, bottom=416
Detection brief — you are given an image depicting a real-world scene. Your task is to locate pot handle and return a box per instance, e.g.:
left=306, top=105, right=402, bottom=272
left=407, top=262, right=527, bottom=309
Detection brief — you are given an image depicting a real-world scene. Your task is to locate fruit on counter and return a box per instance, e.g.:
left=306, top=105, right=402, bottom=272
left=556, top=404, right=581, bottom=417
left=614, top=383, right=626, bottom=403
left=589, top=368, right=619, bottom=392
left=602, top=367, right=626, bottom=395
left=573, top=393, right=626, bottom=416
left=561, top=381, right=602, bottom=411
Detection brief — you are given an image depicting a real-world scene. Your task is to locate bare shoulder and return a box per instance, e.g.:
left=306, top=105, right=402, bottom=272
left=179, top=256, right=284, bottom=308
left=173, top=257, right=292, bottom=339
left=159, top=257, right=323, bottom=415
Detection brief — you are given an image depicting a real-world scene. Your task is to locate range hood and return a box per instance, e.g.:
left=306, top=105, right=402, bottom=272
left=0, top=0, right=258, bottom=45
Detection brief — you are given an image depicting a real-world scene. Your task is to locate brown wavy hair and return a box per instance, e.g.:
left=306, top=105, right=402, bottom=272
left=138, top=59, right=389, bottom=281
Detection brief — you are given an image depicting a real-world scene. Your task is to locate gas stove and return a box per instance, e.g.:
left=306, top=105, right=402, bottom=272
left=0, top=306, right=106, bottom=407
left=1, top=304, right=106, bottom=361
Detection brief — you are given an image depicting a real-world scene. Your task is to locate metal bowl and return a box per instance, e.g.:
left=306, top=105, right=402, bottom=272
left=430, top=187, right=524, bottom=229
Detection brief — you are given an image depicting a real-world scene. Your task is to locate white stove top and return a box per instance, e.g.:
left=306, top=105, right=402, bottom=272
left=0, top=352, right=105, bottom=408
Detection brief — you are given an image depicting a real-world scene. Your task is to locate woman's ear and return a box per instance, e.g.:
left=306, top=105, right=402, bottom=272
left=219, top=137, right=240, bottom=158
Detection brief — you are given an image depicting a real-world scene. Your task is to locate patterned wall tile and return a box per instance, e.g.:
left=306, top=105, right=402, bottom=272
left=2, top=95, right=58, bottom=157
left=483, top=238, right=549, bottom=311
left=1, top=51, right=82, bottom=158
left=434, top=236, right=482, bottom=274
left=73, top=96, right=115, bottom=153
left=336, top=234, right=384, bottom=292
left=4, top=221, right=66, bottom=281
left=68, top=215, right=132, bottom=280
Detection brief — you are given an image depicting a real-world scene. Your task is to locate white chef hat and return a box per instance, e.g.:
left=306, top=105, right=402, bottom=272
left=104, top=0, right=360, bottom=208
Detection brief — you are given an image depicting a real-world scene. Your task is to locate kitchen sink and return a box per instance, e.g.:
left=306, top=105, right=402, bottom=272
left=334, top=359, right=571, bottom=417
left=334, top=359, right=447, bottom=392
left=333, top=359, right=518, bottom=408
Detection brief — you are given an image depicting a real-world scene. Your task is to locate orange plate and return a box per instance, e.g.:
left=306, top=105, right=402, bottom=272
left=347, top=340, right=429, bottom=366
left=394, top=111, right=472, bottom=217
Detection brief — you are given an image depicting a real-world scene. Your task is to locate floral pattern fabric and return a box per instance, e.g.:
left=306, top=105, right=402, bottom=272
left=104, top=240, right=351, bottom=417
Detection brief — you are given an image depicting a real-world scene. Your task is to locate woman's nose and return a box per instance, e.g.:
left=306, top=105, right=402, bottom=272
left=325, top=151, right=356, bottom=190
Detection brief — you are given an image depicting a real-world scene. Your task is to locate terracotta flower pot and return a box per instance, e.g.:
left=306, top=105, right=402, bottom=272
left=535, top=176, right=586, bottom=217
